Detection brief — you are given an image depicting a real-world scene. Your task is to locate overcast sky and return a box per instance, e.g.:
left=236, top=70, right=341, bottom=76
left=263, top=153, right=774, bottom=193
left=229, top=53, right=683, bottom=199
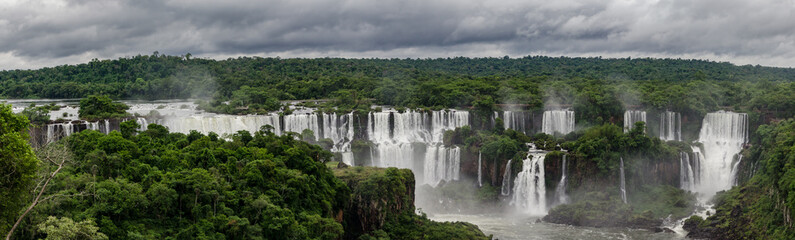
left=1, top=0, right=794, bottom=70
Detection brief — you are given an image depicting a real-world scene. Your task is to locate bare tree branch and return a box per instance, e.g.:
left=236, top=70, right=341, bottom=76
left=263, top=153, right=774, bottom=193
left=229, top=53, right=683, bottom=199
left=5, top=143, right=73, bottom=240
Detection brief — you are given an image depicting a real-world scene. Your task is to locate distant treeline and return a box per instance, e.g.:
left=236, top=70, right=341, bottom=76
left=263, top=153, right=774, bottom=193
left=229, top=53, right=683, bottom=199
left=3, top=54, right=795, bottom=121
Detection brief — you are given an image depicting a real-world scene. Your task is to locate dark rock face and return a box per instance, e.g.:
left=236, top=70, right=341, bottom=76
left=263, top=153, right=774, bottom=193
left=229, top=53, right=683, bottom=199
left=335, top=167, right=415, bottom=239
left=683, top=216, right=718, bottom=239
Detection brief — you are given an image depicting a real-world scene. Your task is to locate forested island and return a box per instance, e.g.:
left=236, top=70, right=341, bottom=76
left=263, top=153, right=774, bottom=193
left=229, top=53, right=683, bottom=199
left=3, top=55, right=795, bottom=239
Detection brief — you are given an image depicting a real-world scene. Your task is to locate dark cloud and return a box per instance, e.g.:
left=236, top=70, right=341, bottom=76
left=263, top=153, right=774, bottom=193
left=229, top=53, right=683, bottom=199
left=1, top=0, right=794, bottom=69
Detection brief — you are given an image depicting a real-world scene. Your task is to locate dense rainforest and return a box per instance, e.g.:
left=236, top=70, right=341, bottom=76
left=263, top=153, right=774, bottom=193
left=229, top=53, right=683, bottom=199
left=3, top=54, right=795, bottom=123
left=3, top=55, right=795, bottom=239
left=0, top=103, right=490, bottom=240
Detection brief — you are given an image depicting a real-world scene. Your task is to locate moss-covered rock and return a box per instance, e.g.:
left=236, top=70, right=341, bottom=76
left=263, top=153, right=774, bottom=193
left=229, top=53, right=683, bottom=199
left=542, top=191, right=664, bottom=229
left=334, top=167, right=491, bottom=240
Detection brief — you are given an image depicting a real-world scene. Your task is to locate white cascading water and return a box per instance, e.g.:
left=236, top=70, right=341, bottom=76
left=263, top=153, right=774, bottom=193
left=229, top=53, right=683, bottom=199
left=159, top=114, right=282, bottom=136
left=512, top=147, right=547, bottom=215
left=503, top=111, right=529, bottom=134
left=136, top=117, right=149, bottom=131
left=283, top=113, right=319, bottom=137
left=322, top=113, right=355, bottom=165
left=553, top=154, right=569, bottom=205
left=501, top=159, right=512, bottom=196
left=478, top=151, right=482, bottom=187
left=624, top=110, right=646, bottom=133
left=367, top=109, right=469, bottom=186
left=679, top=151, right=697, bottom=191
left=730, top=155, right=743, bottom=186
left=46, top=122, right=74, bottom=143
left=45, top=120, right=107, bottom=143
left=659, top=111, right=682, bottom=141
left=542, top=109, right=575, bottom=135
left=155, top=112, right=356, bottom=165
left=692, top=111, right=747, bottom=200
left=424, top=145, right=461, bottom=187
left=620, top=157, right=627, bottom=204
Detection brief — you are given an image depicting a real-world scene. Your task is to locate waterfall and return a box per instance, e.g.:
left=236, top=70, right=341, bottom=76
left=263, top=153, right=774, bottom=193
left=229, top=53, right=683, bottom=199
left=155, top=112, right=356, bottom=164
left=323, top=112, right=355, bottom=165
left=730, top=155, right=743, bottom=186
left=692, top=111, right=747, bottom=199
left=542, top=109, right=575, bottom=135
left=423, top=146, right=461, bottom=187
left=45, top=121, right=95, bottom=143
left=659, top=111, right=681, bottom=141
left=501, top=159, right=512, bottom=196
left=620, top=157, right=627, bottom=204
left=367, top=109, right=469, bottom=186
left=554, top=155, right=569, bottom=205
left=136, top=117, right=149, bottom=131
left=512, top=150, right=547, bottom=215
left=283, top=113, right=320, bottom=138
left=87, top=121, right=99, bottom=132
left=35, top=104, right=465, bottom=180
left=46, top=124, right=55, bottom=143
left=680, top=152, right=697, bottom=191
left=503, top=111, right=529, bottom=134
left=478, top=151, right=482, bottom=187
left=158, top=114, right=281, bottom=136
left=691, top=146, right=703, bottom=185
left=623, top=110, right=646, bottom=133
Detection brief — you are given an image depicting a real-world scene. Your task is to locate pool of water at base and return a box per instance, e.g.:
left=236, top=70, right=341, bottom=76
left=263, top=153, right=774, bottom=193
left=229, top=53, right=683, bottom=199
left=427, top=213, right=687, bottom=240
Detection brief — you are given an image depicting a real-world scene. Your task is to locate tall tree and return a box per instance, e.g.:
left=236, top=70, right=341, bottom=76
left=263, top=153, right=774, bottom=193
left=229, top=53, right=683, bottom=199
left=0, top=104, right=38, bottom=235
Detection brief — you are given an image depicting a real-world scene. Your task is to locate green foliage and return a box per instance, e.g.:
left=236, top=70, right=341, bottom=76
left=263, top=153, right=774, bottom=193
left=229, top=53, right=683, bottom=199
left=5, top=55, right=794, bottom=119
left=0, top=104, right=39, bottom=233
left=20, top=103, right=60, bottom=124
left=335, top=167, right=490, bottom=240
left=627, top=185, right=697, bottom=219
left=197, top=86, right=283, bottom=114
left=78, top=95, right=130, bottom=120
left=11, top=124, right=349, bottom=239
left=36, top=216, right=108, bottom=240
left=119, top=120, right=140, bottom=139
left=543, top=191, right=661, bottom=228
left=572, top=79, right=623, bottom=125
left=568, top=123, right=675, bottom=176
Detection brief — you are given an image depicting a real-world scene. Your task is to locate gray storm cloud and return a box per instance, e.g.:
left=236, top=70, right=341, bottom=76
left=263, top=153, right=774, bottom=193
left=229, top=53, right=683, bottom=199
left=1, top=0, right=794, bottom=69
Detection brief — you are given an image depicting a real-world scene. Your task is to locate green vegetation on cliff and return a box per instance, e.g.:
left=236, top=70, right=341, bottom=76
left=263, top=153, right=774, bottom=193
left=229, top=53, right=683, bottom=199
left=544, top=186, right=696, bottom=229
left=334, top=167, right=490, bottom=240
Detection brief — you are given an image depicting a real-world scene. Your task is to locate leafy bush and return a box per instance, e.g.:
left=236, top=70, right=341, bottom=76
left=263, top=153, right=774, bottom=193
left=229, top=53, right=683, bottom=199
left=78, top=95, right=130, bottom=120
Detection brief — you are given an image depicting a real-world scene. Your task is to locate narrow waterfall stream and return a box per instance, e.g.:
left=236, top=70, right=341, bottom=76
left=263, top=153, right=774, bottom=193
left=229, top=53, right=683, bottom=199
left=659, top=111, right=682, bottom=141
left=553, top=154, right=569, bottom=205
left=620, top=157, right=627, bottom=204
left=680, top=151, right=697, bottom=191
left=501, top=159, right=512, bottom=196
left=478, top=151, right=482, bottom=187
